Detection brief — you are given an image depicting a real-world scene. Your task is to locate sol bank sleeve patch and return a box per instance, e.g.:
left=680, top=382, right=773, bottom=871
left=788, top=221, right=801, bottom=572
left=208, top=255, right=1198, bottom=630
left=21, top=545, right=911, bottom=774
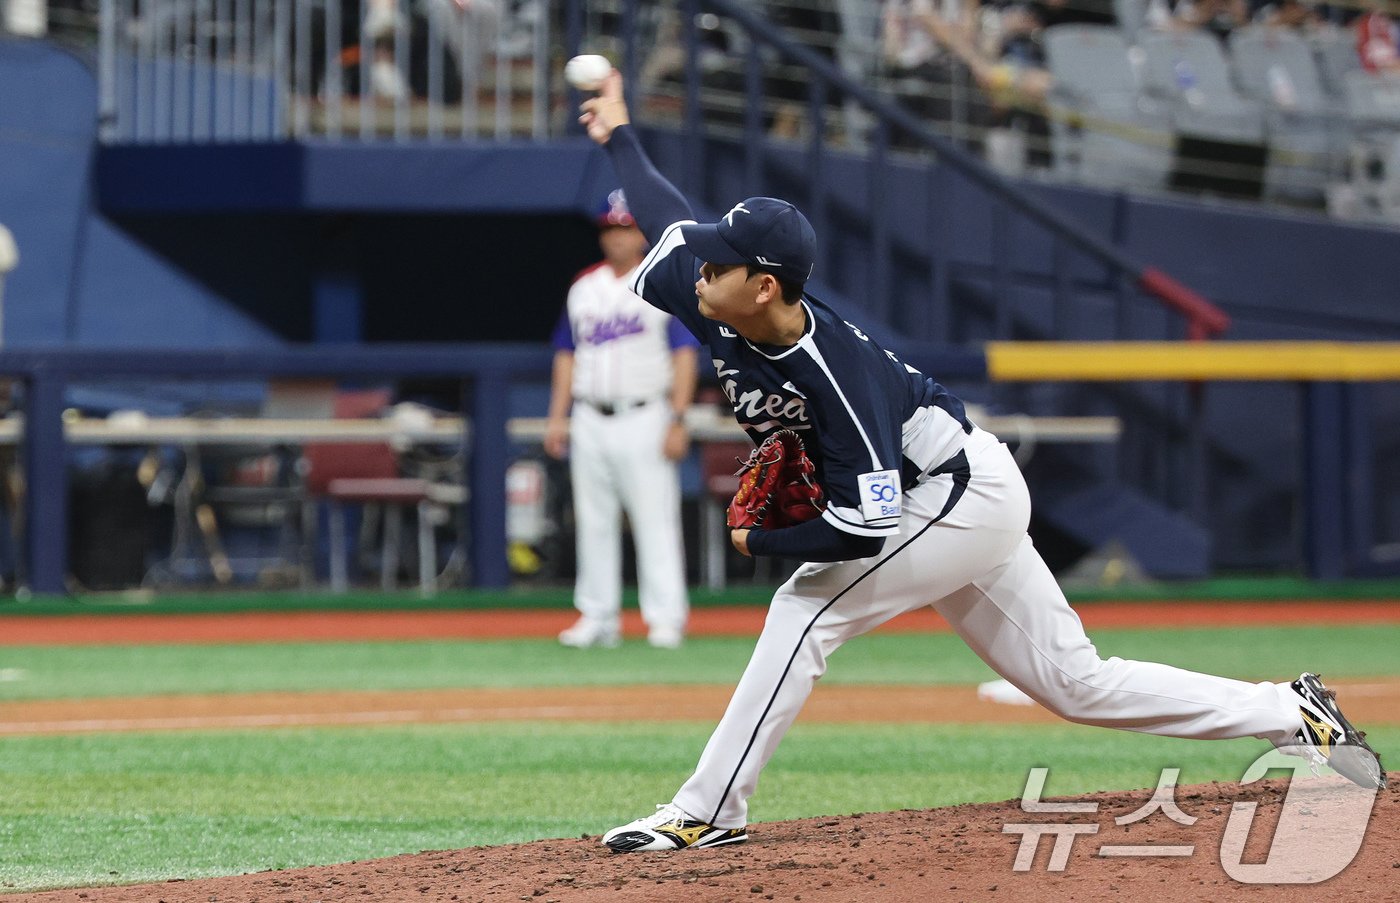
left=858, top=469, right=902, bottom=523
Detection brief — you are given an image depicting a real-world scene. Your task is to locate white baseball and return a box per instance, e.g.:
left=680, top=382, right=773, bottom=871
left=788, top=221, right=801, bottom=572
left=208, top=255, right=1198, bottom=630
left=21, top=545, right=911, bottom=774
left=565, top=54, right=612, bottom=92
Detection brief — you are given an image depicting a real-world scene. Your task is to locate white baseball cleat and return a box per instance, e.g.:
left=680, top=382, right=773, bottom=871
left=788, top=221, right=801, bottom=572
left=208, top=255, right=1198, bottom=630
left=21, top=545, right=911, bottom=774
left=1278, top=672, right=1386, bottom=789
left=646, top=626, right=685, bottom=649
left=557, top=618, right=621, bottom=649
left=602, top=803, right=747, bottom=852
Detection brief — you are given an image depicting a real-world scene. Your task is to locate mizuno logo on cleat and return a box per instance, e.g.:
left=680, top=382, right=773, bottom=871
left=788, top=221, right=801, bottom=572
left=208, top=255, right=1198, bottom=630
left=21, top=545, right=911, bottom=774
left=661, top=823, right=710, bottom=847
left=1301, top=709, right=1336, bottom=753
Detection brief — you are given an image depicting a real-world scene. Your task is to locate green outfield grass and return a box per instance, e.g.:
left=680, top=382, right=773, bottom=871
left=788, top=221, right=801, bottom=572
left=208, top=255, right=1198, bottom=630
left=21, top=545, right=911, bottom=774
left=1, top=624, right=1397, bottom=701
left=1, top=622, right=1397, bottom=893
left=7, top=722, right=1397, bottom=894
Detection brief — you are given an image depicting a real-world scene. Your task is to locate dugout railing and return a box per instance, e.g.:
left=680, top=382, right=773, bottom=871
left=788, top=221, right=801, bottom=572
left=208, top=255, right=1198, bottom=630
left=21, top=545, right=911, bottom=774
left=5, top=342, right=1395, bottom=594
left=0, top=344, right=553, bottom=595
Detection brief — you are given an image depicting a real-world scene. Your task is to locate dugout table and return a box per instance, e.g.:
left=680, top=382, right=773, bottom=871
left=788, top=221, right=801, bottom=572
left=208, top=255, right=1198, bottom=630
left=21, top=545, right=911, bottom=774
left=0, top=413, right=472, bottom=592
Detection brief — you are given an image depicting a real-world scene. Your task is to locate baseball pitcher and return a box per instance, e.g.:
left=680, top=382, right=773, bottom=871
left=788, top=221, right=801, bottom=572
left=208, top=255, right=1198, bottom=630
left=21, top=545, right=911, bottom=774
left=574, top=69, right=1385, bottom=853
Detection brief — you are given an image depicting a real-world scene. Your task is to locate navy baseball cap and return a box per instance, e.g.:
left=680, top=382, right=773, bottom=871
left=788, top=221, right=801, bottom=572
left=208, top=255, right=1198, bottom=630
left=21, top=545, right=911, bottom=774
left=595, top=188, right=636, bottom=228
left=680, top=197, right=816, bottom=282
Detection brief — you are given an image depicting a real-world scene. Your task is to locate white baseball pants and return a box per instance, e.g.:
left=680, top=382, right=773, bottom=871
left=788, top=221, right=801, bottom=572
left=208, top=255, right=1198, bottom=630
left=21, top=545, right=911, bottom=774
left=673, top=428, right=1302, bottom=829
left=569, top=401, right=688, bottom=633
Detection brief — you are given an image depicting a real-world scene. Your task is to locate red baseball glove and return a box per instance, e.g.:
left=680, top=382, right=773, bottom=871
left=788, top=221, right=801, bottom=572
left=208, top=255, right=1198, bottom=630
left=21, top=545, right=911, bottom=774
left=726, top=429, right=826, bottom=530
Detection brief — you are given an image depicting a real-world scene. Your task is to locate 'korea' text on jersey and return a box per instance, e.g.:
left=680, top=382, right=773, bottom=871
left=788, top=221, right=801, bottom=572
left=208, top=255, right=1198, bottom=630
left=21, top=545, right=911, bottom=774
left=631, top=222, right=973, bottom=539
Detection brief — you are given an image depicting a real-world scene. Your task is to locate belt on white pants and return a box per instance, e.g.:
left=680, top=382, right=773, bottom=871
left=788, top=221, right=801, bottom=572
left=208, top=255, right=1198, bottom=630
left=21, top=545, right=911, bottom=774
left=578, top=398, right=658, bottom=417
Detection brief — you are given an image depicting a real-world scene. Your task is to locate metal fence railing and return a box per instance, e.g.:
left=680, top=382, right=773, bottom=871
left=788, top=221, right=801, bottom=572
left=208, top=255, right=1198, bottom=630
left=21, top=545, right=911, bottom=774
left=88, top=0, right=1400, bottom=223
left=0, top=344, right=552, bottom=594
left=96, top=0, right=558, bottom=142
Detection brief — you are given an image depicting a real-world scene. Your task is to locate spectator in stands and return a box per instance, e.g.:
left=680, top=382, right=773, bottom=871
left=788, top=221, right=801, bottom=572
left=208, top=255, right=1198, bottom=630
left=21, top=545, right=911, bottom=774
left=640, top=1, right=867, bottom=144
left=307, top=0, right=408, bottom=102
left=1171, top=0, right=1250, bottom=41
left=415, top=0, right=500, bottom=98
left=636, top=9, right=753, bottom=135
left=638, top=8, right=737, bottom=96
left=1252, top=0, right=1323, bottom=29
left=306, top=0, right=350, bottom=97
left=363, top=0, right=411, bottom=101
left=1356, top=0, right=1400, bottom=72
left=881, top=0, right=980, bottom=147
left=832, top=0, right=884, bottom=145
left=920, top=6, right=1054, bottom=103
left=307, top=0, right=500, bottom=105
left=763, top=0, right=844, bottom=138
left=1027, top=0, right=1116, bottom=28
left=879, top=3, right=1052, bottom=168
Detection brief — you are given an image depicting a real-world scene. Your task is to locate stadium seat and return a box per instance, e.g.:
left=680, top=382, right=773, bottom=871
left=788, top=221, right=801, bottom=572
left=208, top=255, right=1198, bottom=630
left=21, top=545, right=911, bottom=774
left=1340, top=71, right=1400, bottom=218
left=1111, top=0, right=1149, bottom=44
left=1042, top=24, right=1175, bottom=190
left=1140, top=30, right=1268, bottom=144
left=1229, top=26, right=1344, bottom=201
left=1310, top=23, right=1363, bottom=100
left=1343, top=70, right=1400, bottom=135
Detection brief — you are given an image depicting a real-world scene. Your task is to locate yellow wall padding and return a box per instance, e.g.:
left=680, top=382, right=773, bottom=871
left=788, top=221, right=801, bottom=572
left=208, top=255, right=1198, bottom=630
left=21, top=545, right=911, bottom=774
left=985, top=342, right=1400, bottom=381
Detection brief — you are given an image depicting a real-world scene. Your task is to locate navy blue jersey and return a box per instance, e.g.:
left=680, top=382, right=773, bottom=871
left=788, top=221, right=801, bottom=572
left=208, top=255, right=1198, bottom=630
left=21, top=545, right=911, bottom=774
left=631, top=223, right=973, bottom=539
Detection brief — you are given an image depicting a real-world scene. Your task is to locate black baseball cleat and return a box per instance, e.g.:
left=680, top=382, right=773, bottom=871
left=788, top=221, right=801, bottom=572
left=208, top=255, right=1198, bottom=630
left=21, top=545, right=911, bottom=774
left=1282, top=672, right=1386, bottom=790
left=602, top=803, right=748, bottom=852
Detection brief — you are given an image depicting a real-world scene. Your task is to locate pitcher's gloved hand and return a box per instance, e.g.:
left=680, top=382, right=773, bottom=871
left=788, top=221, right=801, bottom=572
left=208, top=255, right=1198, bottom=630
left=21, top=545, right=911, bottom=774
left=726, top=429, right=825, bottom=530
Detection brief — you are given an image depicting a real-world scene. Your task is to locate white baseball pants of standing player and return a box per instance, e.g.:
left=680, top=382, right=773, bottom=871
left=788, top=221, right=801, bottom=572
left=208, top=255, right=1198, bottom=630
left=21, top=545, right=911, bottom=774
left=673, top=427, right=1304, bottom=829
left=569, top=401, right=687, bottom=634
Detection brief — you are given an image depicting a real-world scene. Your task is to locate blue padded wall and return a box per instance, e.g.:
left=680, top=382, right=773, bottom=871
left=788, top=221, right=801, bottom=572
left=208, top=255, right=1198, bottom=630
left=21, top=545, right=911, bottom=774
left=0, top=38, right=276, bottom=348
left=0, top=39, right=95, bottom=344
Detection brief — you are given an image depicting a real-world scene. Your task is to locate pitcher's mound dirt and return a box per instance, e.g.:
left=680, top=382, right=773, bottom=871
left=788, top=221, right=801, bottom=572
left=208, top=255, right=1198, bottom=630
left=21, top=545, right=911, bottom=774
left=9, top=776, right=1397, bottom=903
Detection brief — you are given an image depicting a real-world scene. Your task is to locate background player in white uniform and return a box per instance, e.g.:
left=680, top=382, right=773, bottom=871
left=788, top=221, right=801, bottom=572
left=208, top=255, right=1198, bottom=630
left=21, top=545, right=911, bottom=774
left=545, top=190, right=700, bottom=650
left=569, top=72, right=1385, bottom=851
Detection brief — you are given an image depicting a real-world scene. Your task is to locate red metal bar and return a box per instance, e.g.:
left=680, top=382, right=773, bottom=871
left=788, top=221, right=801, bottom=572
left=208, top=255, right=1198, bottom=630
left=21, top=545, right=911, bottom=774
left=1139, top=266, right=1231, bottom=340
